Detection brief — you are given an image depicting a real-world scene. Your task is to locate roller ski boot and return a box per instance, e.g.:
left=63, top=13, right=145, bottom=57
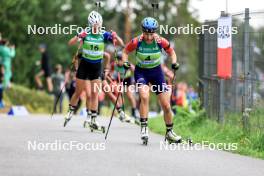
left=85, top=117, right=105, bottom=133
left=119, top=110, right=132, bottom=123
left=165, top=130, right=182, bottom=144
left=83, top=110, right=91, bottom=128
left=140, top=123, right=149, bottom=145
left=63, top=105, right=75, bottom=127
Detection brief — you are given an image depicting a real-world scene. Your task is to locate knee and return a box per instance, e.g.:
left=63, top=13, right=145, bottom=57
left=162, top=103, right=171, bottom=113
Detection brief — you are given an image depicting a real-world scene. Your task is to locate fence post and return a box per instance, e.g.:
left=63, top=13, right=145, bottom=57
left=242, top=8, right=250, bottom=131
left=218, top=11, right=227, bottom=124
left=218, top=79, right=225, bottom=123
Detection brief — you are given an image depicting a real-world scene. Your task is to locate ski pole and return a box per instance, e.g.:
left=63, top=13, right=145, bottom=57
left=95, top=0, right=101, bottom=12
left=50, top=43, right=81, bottom=119
left=151, top=0, right=159, bottom=17
left=117, top=71, right=126, bottom=120
left=170, top=69, right=178, bottom=111
left=105, top=69, right=127, bottom=140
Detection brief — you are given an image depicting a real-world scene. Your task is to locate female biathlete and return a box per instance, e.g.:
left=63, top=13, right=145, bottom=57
left=122, top=17, right=182, bottom=144
left=64, top=10, right=123, bottom=129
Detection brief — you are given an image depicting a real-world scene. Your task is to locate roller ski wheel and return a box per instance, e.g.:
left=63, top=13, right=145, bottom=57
left=101, top=126, right=105, bottom=133
left=142, top=136, right=148, bottom=145
left=165, top=138, right=182, bottom=144
left=186, top=137, right=193, bottom=146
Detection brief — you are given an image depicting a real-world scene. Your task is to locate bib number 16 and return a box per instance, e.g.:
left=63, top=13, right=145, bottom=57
left=90, top=45, right=99, bottom=51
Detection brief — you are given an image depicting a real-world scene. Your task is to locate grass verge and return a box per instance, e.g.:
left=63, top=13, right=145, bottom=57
left=148, top=104, right=264, bottom=159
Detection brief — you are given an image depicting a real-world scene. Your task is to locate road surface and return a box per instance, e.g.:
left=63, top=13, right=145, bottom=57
left=0, top=115, right=263, bottom=176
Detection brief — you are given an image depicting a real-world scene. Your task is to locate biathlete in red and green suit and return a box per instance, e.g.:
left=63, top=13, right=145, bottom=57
left=122, top=17, right=182, bottom=144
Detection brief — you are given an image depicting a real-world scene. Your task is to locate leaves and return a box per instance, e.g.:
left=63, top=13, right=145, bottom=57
left=0, top=0, right=200, bottom=87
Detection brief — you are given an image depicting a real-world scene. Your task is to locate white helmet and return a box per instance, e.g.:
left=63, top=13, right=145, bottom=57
left=88, top=11, right=103, bottom=26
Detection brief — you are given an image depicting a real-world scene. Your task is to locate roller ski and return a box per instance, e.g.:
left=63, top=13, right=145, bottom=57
left=84, top=117, right=105, bottom=133
left=83, top=110, right=91, bottom=128
left=164, top=130, right=193, bottom=146
left=63, top=105, right=75, bottom=127
left=165, top=131, right=193, bottom=145
left=165, top=130, right=182, bottom=144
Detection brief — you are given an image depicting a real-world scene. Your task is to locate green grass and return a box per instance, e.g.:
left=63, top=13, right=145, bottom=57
left=3, top=84, right=54, bottom=113
left=148, top=104, right=264, bottom=159
left=1, top=84, right=115, bottom=116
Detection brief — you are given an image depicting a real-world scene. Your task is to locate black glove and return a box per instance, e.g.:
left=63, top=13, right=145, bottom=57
left=171, top=63, right=180, bottom=70
left=123, top=61, right=131, bottom=70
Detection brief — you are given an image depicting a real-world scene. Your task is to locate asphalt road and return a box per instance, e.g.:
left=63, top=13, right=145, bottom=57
left=0, top=115, right=263, bottom=176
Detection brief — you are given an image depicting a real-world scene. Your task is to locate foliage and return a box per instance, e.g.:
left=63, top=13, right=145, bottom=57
left=0, top=0, right=200, bottom=88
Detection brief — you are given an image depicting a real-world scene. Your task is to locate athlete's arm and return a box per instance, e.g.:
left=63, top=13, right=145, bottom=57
left=103, top=52, right=111, bottom=70
left=161, top=64, right=174, bottom=80
left=103, top=52, right=111, bottom=79
left=104, top=31, right=124, bottom=47
left=68, top=31, right=87, bottom=46
left=115, top=35, right=125, bottom=47
left=122, top=37, right=138, bottom=62
left=169, top=49, right=177, bottom=65
left=68, top=36, right=78, bottom=46
left=160, top=37, right=177, bottom=64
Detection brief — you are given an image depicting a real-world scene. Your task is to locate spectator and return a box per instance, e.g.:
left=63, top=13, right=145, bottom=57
left=35, top=44, right=53, bottom=92
left=0, top=39, right=16, bottom=88
left=187, top=86, right=198, bottom=102
left=0, top=64, right=4, bottom=108
left=175, top=82, right=188, bottom=108
left=51, top=64, right=65, bottom=114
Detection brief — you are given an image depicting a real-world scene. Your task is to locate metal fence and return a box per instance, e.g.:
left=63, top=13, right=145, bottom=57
left=199, top=8, right=264, bottom=128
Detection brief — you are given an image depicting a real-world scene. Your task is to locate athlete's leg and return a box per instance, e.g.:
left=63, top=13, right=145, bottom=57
left=157, top=91, right=173, bottom=124
left=84, top=80, right=92, bottom=121
left=90, top=79, right=101, bottom=111
left=70, top=78, right=86, bottom=106
left=85, top=80, right=92, bottom=109
left=34, top=70, right=44, bottom=89
left=46, top=76, right=53, bottom=93
left=138, top=84, right=150, bottom=119
left=156, top=86, right=182, bottom=143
